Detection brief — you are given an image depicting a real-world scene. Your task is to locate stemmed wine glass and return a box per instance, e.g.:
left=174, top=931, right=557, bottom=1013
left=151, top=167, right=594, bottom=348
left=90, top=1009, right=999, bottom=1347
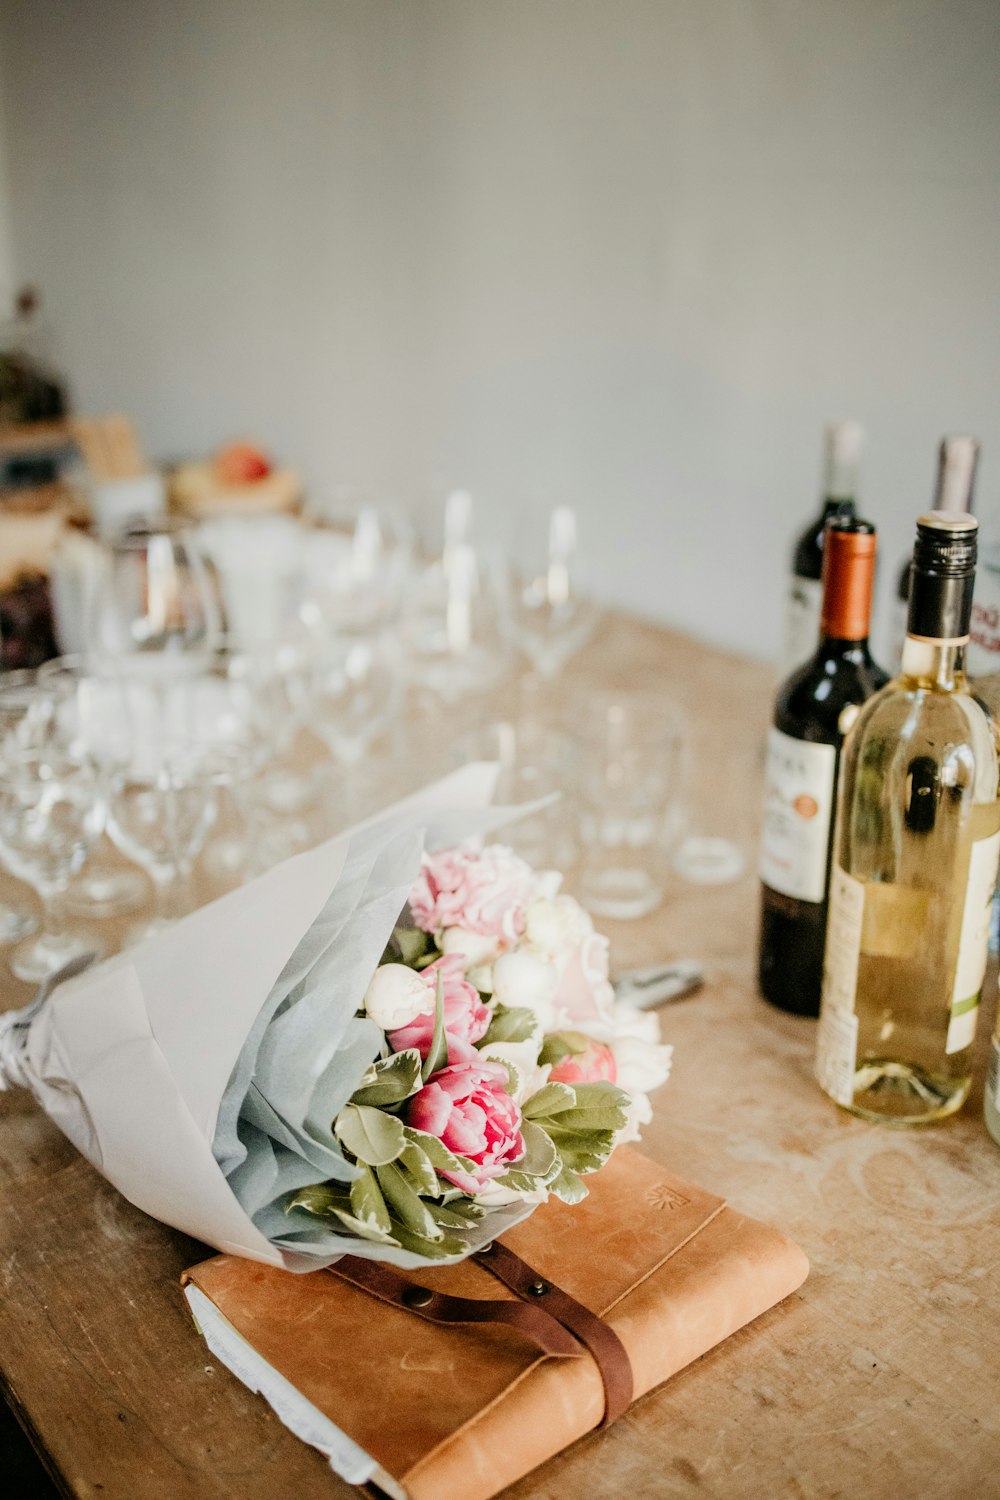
left=0, top=672, right=106, bottom=981
left=102, top=671, right=221, bottom=943
left=77, top=517, right=223, bottom=917
left=402, top=488, right=512, bottom=705
left=508, top=504, right=600, bottom=678
left=309, top=632, right=403, bottom=828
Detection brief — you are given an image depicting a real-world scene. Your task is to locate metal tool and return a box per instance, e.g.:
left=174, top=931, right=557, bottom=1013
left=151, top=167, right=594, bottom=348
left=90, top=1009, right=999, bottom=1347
left=613, top=959, right=704, bottom=1010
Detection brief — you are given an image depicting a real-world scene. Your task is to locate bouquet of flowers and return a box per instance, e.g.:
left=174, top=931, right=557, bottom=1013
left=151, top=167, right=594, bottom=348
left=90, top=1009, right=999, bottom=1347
left=284, top=843, right=672, bottom=1261
left=0, top=766, right=671, bottom=1270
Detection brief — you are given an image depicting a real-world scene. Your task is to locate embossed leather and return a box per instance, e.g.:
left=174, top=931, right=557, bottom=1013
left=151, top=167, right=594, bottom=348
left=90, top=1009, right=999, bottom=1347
left=183, top=1149, right=809, bottom=1500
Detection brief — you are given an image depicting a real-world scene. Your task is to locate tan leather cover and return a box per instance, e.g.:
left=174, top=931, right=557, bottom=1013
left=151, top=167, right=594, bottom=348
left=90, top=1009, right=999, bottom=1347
left=183, top=1149, right=808, bottom=1500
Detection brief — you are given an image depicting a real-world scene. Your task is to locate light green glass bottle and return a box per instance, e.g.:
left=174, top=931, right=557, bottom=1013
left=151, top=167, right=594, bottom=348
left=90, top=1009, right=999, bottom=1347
left=816, top=511, right=1000, bottom=1125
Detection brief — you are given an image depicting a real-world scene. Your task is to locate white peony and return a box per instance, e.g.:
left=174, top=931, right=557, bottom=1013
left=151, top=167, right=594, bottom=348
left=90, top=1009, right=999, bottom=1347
left=362, top=963, right=436, bottom=1031
left=523, top=894, right=592, bottom=963
left=439, top=925, right=503, bottom=968
left=491, top=950, right=560, bottom=1030
left=478, top=1036, right=547, bottom=1103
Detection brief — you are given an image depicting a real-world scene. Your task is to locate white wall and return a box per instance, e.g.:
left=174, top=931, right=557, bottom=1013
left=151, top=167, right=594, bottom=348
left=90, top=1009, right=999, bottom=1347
left=2, top=0, right=999, bottom=659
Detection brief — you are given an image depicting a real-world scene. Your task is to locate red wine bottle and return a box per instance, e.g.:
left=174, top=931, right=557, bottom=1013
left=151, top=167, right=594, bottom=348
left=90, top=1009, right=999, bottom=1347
left=759, top=518, right=888, bottom=1016
left=783, top=421, right=862, bottom=674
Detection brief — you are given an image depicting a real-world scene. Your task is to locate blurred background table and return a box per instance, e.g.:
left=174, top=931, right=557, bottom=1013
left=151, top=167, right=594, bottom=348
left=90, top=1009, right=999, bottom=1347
left=0, top=616, right=998, bottom=1500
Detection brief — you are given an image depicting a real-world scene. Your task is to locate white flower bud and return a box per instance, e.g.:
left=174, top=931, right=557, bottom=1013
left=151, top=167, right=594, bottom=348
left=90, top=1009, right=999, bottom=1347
left=363, top=963, right=434, bottom=1031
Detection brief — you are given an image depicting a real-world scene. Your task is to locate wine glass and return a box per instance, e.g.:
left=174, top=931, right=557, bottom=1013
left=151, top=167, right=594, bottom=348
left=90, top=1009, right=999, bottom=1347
left=0, top=669, right=39, bottom=944
left=402, top=489, right=513, bottom=705
left=508, top=504, right=600, bottom=678
left=0, top=673, right=106, bottom=981
left=102, top=672, right=220, bottom=943
left=37, top=657, right=148, bottom=919
left=309, top=632, right=403, bottom=827
left=88, top=516, right=222, bottom=660
left=300, top=488, right=413, bottom=636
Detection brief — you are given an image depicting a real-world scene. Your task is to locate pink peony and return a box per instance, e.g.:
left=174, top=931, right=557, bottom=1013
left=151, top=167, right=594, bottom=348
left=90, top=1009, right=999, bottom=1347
left=547, top=1030, right=618, bottom=1085
left=407, top=1058, right=525, bottom=1193
left=387, top=954, right=491, bottom=1065
left=408, top=844, right=536, bottom=944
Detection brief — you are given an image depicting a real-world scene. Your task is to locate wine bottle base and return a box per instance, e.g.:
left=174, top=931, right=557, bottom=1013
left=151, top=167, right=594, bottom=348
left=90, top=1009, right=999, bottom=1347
left=833, top=1057, right=970, bottom=1127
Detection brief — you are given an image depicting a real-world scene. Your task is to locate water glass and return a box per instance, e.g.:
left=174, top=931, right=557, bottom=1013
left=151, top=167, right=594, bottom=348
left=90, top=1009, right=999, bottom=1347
left=454, top=718, right=577, bottom=870
left=88, top=516, right=221, bottom=659
left=575, top=691, right=686, bottom=919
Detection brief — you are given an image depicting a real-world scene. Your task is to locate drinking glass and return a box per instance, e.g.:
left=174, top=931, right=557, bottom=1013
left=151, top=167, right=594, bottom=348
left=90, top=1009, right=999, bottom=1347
left=300, top=489, right=413, bottom=636
left=36, top=658, right=148, bottom=919
left=508, top=504, right=600, bottom=678
left=0, top=673, right=106, bottom=980
left=308, top=632, right=403, bottom=827
left=454, top=718, right=577, bottom=870
left=403, top=491, right=512, bottom=704
left=102, top=673, right=220, bottom=942
left=197, top=645, right=308, bottom=883
left=575, top=690, right=686, bottom=919
left=88, top=516, right=222, bottom=659
left=0, top=669, right=39, bottom=944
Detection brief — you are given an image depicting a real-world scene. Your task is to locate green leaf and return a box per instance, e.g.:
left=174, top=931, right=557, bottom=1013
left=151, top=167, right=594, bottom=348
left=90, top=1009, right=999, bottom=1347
left=351, top=1049, right=423, bottom=1108
left=331, top=1208, right=400, bottom=1245
left=414, top=950, right=441, bottom=970
left=335, top=1104, right=407, bottom=1166
left=402, top=1125, right=475, bottom=1176
left=428, top=1199, right=487, bottom=1229
left=501, top=1118, right=561, bottom=1194
left=399, top=1139, right=440, bottom=1197
left=546, top=1081, right=630, bottom=1134
left=388, top=1222, right=470, bottom=1260
left=285, top=1183, right=353, bottom=1219
left=538, top=1034, right=581, bottom=1068
left=542, top=1123, right=618, bottom=1175
left=394, top=927, right=434, bottom=966
left=421, top=970, right=448, bottom=1082
left=522, top=1081, right=577, bottom=1119
left=349, top=1164, right=392, bottom=1234
left=376, top=1160, right=443, bottom=1241
left=548, top=1164, right=589, bottom=1205
left=483, top=1003, right=538, bottom=1046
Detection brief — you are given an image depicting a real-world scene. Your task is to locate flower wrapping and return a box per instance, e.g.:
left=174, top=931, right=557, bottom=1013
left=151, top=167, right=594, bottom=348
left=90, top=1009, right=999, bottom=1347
left=0, top=765, right=670, bottom=1271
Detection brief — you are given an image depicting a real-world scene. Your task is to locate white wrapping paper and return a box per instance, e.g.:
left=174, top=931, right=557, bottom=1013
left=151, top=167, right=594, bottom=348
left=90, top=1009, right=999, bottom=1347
left=0, top=765, right=536, bottom=1268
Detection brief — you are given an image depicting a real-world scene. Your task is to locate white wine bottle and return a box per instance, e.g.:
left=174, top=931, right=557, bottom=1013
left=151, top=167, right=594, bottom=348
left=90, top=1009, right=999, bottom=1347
left=891, top=436, right=978, bottom=668
left=816, top=511, right=1000, bottom=1125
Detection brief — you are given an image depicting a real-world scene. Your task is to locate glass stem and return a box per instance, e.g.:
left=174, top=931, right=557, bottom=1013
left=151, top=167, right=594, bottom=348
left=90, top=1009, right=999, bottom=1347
left=36, top=881, right=68, bottom=944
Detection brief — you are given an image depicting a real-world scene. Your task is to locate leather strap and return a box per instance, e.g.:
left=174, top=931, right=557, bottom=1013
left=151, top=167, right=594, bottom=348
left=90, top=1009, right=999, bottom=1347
left=329, top=1255, right=583, bottom=1360
left=474, top=1239, right=634, bottom=1426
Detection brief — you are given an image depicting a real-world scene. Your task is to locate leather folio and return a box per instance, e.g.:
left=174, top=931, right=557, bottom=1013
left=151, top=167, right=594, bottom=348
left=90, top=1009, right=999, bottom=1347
left=183, top=1149, right=809, bottom=1500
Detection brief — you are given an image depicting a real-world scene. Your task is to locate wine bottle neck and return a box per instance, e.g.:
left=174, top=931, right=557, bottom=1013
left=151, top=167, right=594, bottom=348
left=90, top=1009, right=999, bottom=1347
left=900, top=635, right=968, bottom=690
left=817, top=636, right=874, bottom=662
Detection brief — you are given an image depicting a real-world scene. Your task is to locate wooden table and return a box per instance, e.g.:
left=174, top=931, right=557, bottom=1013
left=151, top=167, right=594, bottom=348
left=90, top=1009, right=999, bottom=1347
left=2, top=615, right=998, bottom=1500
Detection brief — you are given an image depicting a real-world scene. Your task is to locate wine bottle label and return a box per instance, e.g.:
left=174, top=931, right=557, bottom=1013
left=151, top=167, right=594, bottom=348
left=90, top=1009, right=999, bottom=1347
left=782, top=576, right=822, bottom=674
left=946, top=829, right=1000, bottom=1054
left=815, top=866, right=865, bottom=1106
left=759, top=728, right=837, bottom=904
left=815, top=1004, right=859, bottom=1107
